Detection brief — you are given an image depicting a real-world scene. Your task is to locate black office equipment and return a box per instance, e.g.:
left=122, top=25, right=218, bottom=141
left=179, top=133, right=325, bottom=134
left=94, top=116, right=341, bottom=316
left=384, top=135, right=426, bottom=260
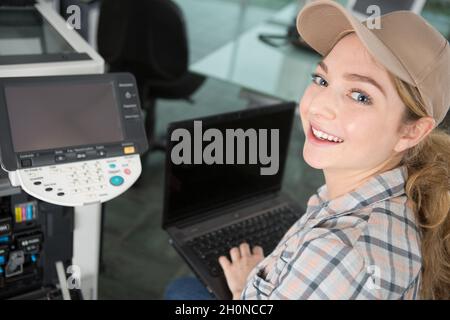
left=0, top=72, right=148, bottom=207
left=0, top=192, right=78, bottom=299
left=162, top=102, right=304, bottom=299
left=97, top=0, right=206, bottom=157
left=0, top=73, right=147, bottom=172
left=258, top=19, right=317, bottom=53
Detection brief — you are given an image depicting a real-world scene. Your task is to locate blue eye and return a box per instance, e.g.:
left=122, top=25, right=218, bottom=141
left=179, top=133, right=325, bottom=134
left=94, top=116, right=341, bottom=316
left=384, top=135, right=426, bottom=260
left=311, top=73, right=328, bottom=87
left=349, top=89, right=373, bottom=105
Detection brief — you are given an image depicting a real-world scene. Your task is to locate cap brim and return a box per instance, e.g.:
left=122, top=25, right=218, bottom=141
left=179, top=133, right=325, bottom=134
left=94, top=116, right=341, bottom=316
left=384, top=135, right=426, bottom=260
left=296, top=0, right=415, bottom=85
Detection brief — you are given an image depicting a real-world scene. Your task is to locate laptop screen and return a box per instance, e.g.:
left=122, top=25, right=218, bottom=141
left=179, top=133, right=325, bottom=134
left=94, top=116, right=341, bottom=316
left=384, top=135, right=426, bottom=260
left=163, top=102, right=296, bottom=227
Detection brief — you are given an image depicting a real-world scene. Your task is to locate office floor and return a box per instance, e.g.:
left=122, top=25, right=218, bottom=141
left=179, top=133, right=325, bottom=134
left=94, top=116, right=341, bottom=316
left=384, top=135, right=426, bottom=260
left=98, top=0, right=323, bottom=300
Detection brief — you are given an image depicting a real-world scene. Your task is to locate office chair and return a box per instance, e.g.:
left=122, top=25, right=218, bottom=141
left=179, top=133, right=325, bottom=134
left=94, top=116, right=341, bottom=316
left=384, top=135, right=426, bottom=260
left=97, top=0, right=205, bottom=155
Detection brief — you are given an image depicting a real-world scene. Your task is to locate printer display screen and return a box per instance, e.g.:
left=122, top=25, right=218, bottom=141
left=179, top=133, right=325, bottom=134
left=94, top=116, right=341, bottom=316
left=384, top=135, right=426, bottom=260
left=5, top=82, right=124, bottom=152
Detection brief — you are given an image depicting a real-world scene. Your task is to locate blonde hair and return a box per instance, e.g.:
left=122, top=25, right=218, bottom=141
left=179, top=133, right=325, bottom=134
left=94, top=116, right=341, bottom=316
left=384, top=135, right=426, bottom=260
left=392, top=75, right=450, bottom=299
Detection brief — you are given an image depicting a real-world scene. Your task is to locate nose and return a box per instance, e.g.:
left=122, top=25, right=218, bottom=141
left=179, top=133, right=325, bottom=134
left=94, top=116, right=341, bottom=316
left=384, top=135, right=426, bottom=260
left=308, top=92, right=337, bottom=121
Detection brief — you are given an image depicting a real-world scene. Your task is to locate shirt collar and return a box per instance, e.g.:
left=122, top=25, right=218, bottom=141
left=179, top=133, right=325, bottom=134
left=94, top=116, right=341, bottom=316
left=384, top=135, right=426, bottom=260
left=306, top=165, right=408, bottom=218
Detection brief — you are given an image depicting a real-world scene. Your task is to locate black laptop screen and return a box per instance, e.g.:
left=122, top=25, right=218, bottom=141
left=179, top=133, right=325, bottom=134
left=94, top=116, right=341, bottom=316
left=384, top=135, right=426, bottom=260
left=163, top=103, right=296, bottom=227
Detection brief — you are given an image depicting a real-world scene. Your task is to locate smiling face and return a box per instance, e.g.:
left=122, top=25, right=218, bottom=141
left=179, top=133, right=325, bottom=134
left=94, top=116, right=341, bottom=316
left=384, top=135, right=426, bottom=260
left=300, top=33, right=409, bottom=173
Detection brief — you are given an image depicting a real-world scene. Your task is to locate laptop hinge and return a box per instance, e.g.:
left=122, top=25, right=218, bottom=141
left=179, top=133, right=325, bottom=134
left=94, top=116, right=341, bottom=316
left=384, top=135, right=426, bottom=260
left=173, top=191, right=280, bottom=229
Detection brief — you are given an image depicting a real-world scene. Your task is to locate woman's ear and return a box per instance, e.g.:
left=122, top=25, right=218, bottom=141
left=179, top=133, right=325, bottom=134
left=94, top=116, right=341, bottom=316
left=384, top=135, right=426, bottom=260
left=394, top=116, right=435, bottom=153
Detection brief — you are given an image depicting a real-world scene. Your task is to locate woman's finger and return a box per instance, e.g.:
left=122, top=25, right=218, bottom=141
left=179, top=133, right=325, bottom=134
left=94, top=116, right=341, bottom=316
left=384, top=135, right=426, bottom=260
left=240, top=242, right=251, bottom=257
left=253, top=245, right=264, bottom=257
left=230, top=247, right=241, bottom=261
left=218, top=255, right=231, bottom=269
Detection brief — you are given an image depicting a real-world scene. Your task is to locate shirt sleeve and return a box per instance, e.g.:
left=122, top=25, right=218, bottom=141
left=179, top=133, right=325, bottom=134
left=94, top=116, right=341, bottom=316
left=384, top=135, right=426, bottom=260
left=242, top=237, right=379, bottom=300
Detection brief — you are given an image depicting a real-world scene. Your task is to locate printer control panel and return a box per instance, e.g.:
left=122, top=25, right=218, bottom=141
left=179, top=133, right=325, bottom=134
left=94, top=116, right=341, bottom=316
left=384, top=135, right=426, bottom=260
left=15, top=155, right=141, bottom=206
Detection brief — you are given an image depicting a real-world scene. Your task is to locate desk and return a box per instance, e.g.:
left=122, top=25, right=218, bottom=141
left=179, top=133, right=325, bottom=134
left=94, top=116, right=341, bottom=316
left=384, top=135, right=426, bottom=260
left=191, top=3, right=320, bottom=104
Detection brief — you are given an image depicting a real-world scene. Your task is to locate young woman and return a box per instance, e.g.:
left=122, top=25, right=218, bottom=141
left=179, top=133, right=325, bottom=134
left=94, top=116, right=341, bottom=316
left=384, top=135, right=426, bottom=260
left=217, top=1, right=450, bottom=300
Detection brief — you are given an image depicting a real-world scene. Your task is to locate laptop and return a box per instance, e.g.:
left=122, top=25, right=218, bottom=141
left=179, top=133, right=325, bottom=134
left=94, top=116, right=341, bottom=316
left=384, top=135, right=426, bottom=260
left=162, top=102, right=305, bottom=299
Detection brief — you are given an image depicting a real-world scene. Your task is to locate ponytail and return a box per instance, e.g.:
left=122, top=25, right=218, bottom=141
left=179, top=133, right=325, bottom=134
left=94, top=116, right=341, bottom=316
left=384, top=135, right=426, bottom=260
left=393, top=75, right=450, bottom=299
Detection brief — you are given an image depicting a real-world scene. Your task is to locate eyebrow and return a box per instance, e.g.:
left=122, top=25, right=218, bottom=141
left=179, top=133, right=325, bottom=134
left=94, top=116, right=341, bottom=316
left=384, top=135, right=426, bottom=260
left=318, top=60, right=328, bottom=73
left=343, top=73, right=386, bottom=97
left=317, top=60, right=386, bottom=97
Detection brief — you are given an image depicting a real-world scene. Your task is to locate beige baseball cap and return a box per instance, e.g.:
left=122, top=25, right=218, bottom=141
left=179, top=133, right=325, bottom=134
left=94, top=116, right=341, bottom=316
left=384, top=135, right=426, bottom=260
left=296, top=0, right=450, bottom=125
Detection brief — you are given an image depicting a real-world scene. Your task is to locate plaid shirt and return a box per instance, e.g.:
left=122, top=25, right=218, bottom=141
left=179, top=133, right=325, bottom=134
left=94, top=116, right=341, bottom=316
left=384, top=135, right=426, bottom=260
left=241, top=166, right=422, bottom=300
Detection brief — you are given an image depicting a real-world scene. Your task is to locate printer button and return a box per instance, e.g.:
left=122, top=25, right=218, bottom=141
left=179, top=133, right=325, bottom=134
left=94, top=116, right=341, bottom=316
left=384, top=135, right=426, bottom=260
left=21, top=159, right=32, bottom=168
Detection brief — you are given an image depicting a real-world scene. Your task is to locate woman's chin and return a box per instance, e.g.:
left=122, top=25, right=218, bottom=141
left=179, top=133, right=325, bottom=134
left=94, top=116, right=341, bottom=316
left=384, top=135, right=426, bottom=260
left=303, top=148, right=328, bottom=170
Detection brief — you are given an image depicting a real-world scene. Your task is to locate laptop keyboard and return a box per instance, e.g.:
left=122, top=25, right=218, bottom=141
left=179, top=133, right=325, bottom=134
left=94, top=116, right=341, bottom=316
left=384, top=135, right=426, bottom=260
left=186, top=205, right=302, bottom=277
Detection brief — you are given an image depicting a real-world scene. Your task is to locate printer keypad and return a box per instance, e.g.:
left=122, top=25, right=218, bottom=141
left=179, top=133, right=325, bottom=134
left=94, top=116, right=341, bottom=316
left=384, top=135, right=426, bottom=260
left=18, top=155, right=141, bottom=206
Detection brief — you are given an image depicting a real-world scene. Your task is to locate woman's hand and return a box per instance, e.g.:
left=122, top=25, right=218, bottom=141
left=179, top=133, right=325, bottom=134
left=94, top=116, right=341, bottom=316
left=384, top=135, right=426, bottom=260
left=218, top=243, right=264, bottom=300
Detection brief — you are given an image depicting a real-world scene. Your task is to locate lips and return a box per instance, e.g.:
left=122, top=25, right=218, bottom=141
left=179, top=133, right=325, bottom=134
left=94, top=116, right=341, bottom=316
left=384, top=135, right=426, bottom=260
left=311, top=126, right=344, bottom=143
left=307, top=123, right=344, bottom=145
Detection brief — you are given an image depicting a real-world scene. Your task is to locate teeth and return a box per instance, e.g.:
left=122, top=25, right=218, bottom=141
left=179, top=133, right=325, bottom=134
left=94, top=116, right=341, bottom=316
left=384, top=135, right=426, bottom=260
left=312, top=127, right=343, bottom=143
